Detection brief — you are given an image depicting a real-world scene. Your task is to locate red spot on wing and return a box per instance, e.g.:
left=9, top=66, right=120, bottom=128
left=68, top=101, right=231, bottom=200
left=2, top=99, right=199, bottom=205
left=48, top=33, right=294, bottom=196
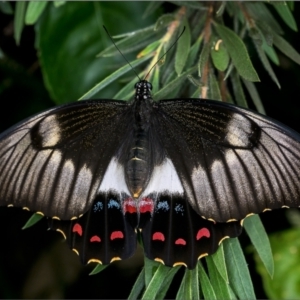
left=140, top=197, right=154, bottom=213
left=123, top=198, right=137, bottom=213
left=90, top=235, right=101, bottom=242
left=175, top=238, right=186, bottom=245
left=73, top=223, right=82, bottom=236
left=196, top=228, right=210, bottom=240
left=111, top=231, right=124, bottom=240
left=152, top=232, right=165, bottom=241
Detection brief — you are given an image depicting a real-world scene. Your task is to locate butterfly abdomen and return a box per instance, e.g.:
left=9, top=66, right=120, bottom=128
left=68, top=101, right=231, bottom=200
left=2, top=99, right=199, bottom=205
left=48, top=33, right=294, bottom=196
left=125, top=128, right=152, bottom=198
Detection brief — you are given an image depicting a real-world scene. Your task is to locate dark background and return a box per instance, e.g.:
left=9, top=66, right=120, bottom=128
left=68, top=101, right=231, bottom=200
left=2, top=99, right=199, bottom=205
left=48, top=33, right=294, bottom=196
left=0, top=2, right=300, bottom=299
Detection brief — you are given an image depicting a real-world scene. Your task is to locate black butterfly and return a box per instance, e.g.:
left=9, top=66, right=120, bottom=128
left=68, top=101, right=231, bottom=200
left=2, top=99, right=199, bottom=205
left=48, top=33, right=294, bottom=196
left=0, top=79, right=300, bottom=269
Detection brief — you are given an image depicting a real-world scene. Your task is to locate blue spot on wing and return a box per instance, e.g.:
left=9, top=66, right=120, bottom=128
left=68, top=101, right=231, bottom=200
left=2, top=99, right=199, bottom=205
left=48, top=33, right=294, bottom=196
left=108, top=199, right=121, bottom=210
left=156, top=201, right=169, bottom=212
left=93, top=201, right=103, bottom=212
left=174, top=203, right=184, bottom=216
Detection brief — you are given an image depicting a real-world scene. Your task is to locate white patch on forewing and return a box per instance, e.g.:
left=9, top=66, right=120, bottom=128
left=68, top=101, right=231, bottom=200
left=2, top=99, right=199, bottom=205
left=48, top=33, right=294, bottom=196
left=98, top=157, right=131, bottom=195
left=141, top=158, right=184, bottom=197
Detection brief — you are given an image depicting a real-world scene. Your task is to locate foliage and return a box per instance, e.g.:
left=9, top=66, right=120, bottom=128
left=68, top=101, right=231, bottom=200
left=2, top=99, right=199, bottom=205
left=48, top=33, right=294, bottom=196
left=1, top=1, right=300, bottom=299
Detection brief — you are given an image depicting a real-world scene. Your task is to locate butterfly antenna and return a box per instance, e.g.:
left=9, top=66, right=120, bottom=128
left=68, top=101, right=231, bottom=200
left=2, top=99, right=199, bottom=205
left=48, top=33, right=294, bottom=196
left=103, top=25, right=142, bottom=81
left=144, top=26, right=186, bottom=80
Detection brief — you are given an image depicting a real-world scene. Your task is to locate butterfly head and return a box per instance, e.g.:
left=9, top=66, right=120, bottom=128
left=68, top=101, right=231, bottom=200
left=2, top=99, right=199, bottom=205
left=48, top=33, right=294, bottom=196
left=134, top=80, right=152, bottom=102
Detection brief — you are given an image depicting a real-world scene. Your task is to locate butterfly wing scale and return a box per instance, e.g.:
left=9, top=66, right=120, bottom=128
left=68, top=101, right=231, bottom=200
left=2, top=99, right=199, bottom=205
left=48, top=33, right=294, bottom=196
left=0, top=100, right=133, bottom=219
left=156, top=99, right=300, bottom=222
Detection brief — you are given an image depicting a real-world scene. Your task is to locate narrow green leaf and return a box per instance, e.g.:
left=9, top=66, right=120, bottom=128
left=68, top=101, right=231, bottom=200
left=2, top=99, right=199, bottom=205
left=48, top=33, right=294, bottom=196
left=273, top=2, right=297, bottom=31
left=97, top=26, right=157, bottom=57
left=211, top=40, right=230, bottom=72
left=14, top=1, right=27, bottom=45
left=208, top=71, right=221, bottom=101
left=176, top=267, right=200, bottom=300
left=242, top=79, right=266, bottom=114
left=224, top=238, right=256, bottom=299
left=211, top=244, right=228, bottom=283
left=253, top=40, right=280, bottom=88
left=198, top=261, right=217, bottom=300
left=144, top=257, right=160, bottom=287
left=25, top=1, right=48, bottom=25
left=186, top=35, right=202, bottom=68
left=245, top=2, right=283, bottom=35
left=22, top=213, right=44, bottom=229
left=154, top=65, right=197, bottom=99
left=155, top=267, right=180, bottom=299
left=230, top=69, right=248, bottom=108
left=53, top=1, right=66, bottom=8
left=138, top=40, right=160, bottom=58
left=261, top=37, right=280, bottom=66
left=244, top=215, right=274, bottom=277
left=273, top=33, right=300, bottom=65
left=154, top=14, right=175, bottom=31
left=79, top=54, right=152, bottom=100
left=128, top=268, right=145, bottom=300
left=142, top=264, right=171, bottom=300
left=214, top=23, right=260, bottom=82
left=151, top=66, right=160, bottom=94
left=175, top=20, right=191, bottom=75
left=206, top=256, right=233, bottom=300
left=89, top=264, right=108, bottom=275
left=216, top=2, right=226, bottom=17
left=143, top=1, right=163, bottom=18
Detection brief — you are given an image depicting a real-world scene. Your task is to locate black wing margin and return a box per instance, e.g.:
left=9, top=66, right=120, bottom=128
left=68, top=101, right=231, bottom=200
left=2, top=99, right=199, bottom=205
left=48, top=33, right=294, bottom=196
left=155, top=99, right=300, bottom=222
left=0, top=100, right=132, bottom=220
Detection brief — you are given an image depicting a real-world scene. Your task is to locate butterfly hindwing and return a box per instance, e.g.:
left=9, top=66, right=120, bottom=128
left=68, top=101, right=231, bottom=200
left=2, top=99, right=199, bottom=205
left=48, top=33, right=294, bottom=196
left=156, top=99, right=300, bottom=222
left=0, top=100, right=133, bottom=219
left=49, top=191, right=138, bottom=265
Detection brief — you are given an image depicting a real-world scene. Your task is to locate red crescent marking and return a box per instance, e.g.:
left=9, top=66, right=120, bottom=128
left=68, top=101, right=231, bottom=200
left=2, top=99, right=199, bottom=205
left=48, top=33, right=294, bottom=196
left=111, top=231, right=124, bottom=240
left=90, top=235, right=101, bottom=242
left=152, top=232, right=165, bottom=241
left=72, top=223, right=82, bottom=236
left=124, top=198, right=137, bottom=213
left=175, top=238, right=186, bottom=245
left=196, top=228, right=210, bottom=240
left=140, top=197, right=154, bottom=213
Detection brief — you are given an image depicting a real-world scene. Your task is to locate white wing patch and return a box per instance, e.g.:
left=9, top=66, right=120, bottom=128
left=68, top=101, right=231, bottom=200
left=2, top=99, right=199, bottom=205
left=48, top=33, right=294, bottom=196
left=141, top=158, right=184, bottom=197
left=98, top=157, right=131, bottom=195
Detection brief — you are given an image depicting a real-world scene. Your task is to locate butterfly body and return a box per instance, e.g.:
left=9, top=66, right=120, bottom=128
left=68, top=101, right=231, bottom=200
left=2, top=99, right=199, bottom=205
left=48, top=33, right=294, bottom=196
left=1, top=79, right=300, bottom=268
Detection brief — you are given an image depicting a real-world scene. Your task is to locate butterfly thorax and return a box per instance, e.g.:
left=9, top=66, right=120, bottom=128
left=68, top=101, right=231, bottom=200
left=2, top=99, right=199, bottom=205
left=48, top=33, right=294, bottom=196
left=124, top=80, right=154, bottom=198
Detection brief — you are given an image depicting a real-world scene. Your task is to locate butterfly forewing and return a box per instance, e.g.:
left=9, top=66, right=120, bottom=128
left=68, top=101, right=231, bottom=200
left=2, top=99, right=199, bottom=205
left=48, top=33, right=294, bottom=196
left=0, top=100, right=133, bottom=219
left=156, top=99, right=300, bottom=222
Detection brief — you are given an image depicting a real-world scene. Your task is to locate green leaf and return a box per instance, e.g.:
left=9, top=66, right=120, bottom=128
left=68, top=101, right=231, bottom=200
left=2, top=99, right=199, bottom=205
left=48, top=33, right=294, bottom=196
left=142, top=264, right=171, bottom=300
left=244, top=215, right=274, bottom=277
left=22, top=213, right=44, bottom=229
left=206, top=256, right=233, bottom=299
left=211, top=40, right=230, bottom=72
left=143, top=1, right=163, bottom=19
left=198, top=41, right=211, bottom=77
left=261, top=37, right=280, bottom=66
left=273, top=2, right=298, bottom=31
left=156, top=267, right=180, bottom=299
left=128, top=268, right=145, bottom=300
left=36, top=2, right=158, bottom=103
left=255, top=228, right=300, bottom=299
left=273, top=33, right=300, bottom=65
left=208, top=72, right=221, bottom=101
left=154, top=14, right=175, bottom=31
left=186, top=35, right=202, bottom=68
left=25, top=1, right=48, bottom=25
left=79, top=55, right=151, bottom=100
left=144, top=257, right=160, bottom=287
left=89, top=264, right=108, bottom=275
left=175, top=19, right=191, bottom=75
left=230, top=69, right=248, bottom=108
left=214, top=23, right=260, bottom=82
left=53, top=1, right=66, bottom=8
left=198, top=261, right=217, bottom=300
left=153, top=66, right=197, bottom=100
left=176, top=267, right=200, bottom=300
left=224, top=238, right=256, bottom=299
left=14, top=1, right=27, bottom=45
left=241, top=79, right=266, bottom=115
left=211, top=244, right=228, bottom=283
left=97, top=26, right=158, bottom=58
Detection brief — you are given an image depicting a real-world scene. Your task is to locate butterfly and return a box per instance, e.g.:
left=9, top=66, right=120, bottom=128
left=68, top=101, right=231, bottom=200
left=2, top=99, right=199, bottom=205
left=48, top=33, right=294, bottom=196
left=0, top=79, right=300, bottom=269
